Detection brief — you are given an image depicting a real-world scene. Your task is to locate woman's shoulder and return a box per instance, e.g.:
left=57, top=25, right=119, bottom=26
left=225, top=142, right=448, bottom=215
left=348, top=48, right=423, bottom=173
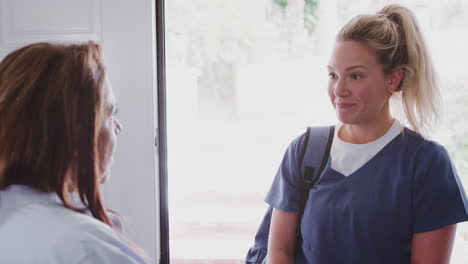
left=395, top=128, right=456, bottom=179
left=0, top=186, right=145, bottom=263
left=279, top=130, right=308, bottom=159
left=57, top=213, right=121, bottom=248
left=53, top=210, right=146, bottom=263
left=400, top=128, right=449, bottom=159
left=288, top=125, right=334, bottom=152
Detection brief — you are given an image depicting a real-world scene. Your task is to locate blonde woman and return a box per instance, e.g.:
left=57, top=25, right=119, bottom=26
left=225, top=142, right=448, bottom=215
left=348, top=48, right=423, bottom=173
left=265, top=4, right=468, bottom=264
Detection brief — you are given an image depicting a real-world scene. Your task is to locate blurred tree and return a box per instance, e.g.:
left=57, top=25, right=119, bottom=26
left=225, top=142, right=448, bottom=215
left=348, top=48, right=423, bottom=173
left=166, top=0, right=273, bottom=118
left=273, top=0, right=319, bottom=34
left=166, top=0, right=318, bottom=118
left=274, top=0, right=288, bottom=8
left=304, top=0, right=319, bottom=34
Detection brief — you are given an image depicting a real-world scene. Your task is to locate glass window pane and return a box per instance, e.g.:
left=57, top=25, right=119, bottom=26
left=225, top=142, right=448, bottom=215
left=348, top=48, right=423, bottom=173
left=166, top=1, right=468, bottom=262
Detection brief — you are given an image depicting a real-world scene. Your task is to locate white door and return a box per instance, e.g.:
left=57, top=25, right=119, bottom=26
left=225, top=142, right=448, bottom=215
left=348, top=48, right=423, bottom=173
left=0, top=0, right=160, bottom=262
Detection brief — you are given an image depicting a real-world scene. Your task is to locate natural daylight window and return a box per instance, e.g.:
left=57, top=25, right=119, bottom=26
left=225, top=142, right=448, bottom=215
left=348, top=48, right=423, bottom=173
left=165, top=0, right=468, bottom=263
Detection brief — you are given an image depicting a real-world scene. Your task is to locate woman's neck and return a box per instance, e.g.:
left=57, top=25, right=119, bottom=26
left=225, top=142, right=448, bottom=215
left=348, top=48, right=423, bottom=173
left=339, top=117, right=395, bottom=144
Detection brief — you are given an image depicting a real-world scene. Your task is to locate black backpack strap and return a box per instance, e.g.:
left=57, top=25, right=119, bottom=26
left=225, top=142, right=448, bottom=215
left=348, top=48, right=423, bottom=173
left=298, top=126, right=335, bottom=214
left=298, top=127, right=312, bottom=172
left=292, top=126, right=334, bottom=253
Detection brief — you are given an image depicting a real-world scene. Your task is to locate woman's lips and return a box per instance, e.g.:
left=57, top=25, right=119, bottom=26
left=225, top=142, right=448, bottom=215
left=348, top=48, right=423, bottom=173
left=336, top=103, right=356, bottom=109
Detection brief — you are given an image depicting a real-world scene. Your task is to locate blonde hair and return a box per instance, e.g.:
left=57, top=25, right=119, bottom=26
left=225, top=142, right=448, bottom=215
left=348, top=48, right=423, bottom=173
left=337, top=4, right=441, bottom=138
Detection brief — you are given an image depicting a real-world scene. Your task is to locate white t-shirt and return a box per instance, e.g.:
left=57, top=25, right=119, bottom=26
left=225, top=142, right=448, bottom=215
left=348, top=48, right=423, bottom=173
left=330, top=120, right=404, bottom=176
left=0, top=184, right=148, bottom=264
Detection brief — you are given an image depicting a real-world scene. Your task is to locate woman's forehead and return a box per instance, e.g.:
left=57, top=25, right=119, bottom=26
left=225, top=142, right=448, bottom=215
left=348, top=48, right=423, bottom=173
left=329, top=40, right=380, bottom=70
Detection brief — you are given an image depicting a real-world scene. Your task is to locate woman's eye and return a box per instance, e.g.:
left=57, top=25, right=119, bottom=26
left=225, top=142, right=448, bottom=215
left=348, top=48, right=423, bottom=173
left=328, top=73, right=336, bottom=79
left=351, top=73, right=362, bottom=80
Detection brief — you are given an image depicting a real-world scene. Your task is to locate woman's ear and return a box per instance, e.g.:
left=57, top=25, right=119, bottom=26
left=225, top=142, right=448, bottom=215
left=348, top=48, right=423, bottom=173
left=389, top=68, right=405, bottom=91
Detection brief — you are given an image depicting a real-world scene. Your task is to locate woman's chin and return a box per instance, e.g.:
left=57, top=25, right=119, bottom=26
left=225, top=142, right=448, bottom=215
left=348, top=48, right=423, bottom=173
left=100, top=171, right=110, bottom=184
left=336, top=114, right=355, bottom=124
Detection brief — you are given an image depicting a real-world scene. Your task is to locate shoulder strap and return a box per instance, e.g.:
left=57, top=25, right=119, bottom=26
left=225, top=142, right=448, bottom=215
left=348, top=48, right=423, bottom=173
left=298, top=126, right=335, bottom=213
left=297, top=127, right=312, bottom=169
left=293, top=126, right=334, bottom=250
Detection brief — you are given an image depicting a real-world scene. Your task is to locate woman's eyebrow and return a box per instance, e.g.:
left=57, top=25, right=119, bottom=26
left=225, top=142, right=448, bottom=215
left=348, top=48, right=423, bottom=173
left=345, top=65, right=368, bottom=71
left=327, top=65, right=368, bottom=71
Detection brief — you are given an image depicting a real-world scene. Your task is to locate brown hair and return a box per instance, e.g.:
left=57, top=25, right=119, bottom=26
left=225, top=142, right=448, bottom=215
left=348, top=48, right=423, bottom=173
left=337, top=4, right=441, bottom=138
left=0, top=41, right=112, bottom=225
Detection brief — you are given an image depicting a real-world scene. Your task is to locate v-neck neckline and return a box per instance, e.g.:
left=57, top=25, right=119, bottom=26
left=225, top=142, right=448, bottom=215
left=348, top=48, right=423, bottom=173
left=325, top=128, right=405, bottom=181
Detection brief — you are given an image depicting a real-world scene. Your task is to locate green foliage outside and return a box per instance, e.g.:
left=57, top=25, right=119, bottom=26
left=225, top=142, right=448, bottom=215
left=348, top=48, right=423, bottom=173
left=273, top=0, right=288, bottom=8
left=304, top=0, right=319, bottom=33
left=273, top=0, right=319, bottom=33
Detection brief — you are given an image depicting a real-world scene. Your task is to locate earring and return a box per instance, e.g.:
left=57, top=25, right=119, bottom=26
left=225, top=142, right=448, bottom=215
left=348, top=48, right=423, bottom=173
left=388, top=79, right=395, bottom=96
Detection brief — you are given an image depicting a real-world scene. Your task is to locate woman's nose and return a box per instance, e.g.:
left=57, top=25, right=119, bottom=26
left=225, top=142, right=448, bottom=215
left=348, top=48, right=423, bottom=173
left=334, top=79, right=350, bottom=97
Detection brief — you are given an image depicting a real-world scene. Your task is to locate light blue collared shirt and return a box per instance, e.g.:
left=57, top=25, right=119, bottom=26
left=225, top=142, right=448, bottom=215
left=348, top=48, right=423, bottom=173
left=0, top=184, right=148, bottom=264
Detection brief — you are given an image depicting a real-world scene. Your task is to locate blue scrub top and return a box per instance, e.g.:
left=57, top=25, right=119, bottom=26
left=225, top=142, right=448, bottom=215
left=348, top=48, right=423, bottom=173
left=265, top=128, right=468, bottom=264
